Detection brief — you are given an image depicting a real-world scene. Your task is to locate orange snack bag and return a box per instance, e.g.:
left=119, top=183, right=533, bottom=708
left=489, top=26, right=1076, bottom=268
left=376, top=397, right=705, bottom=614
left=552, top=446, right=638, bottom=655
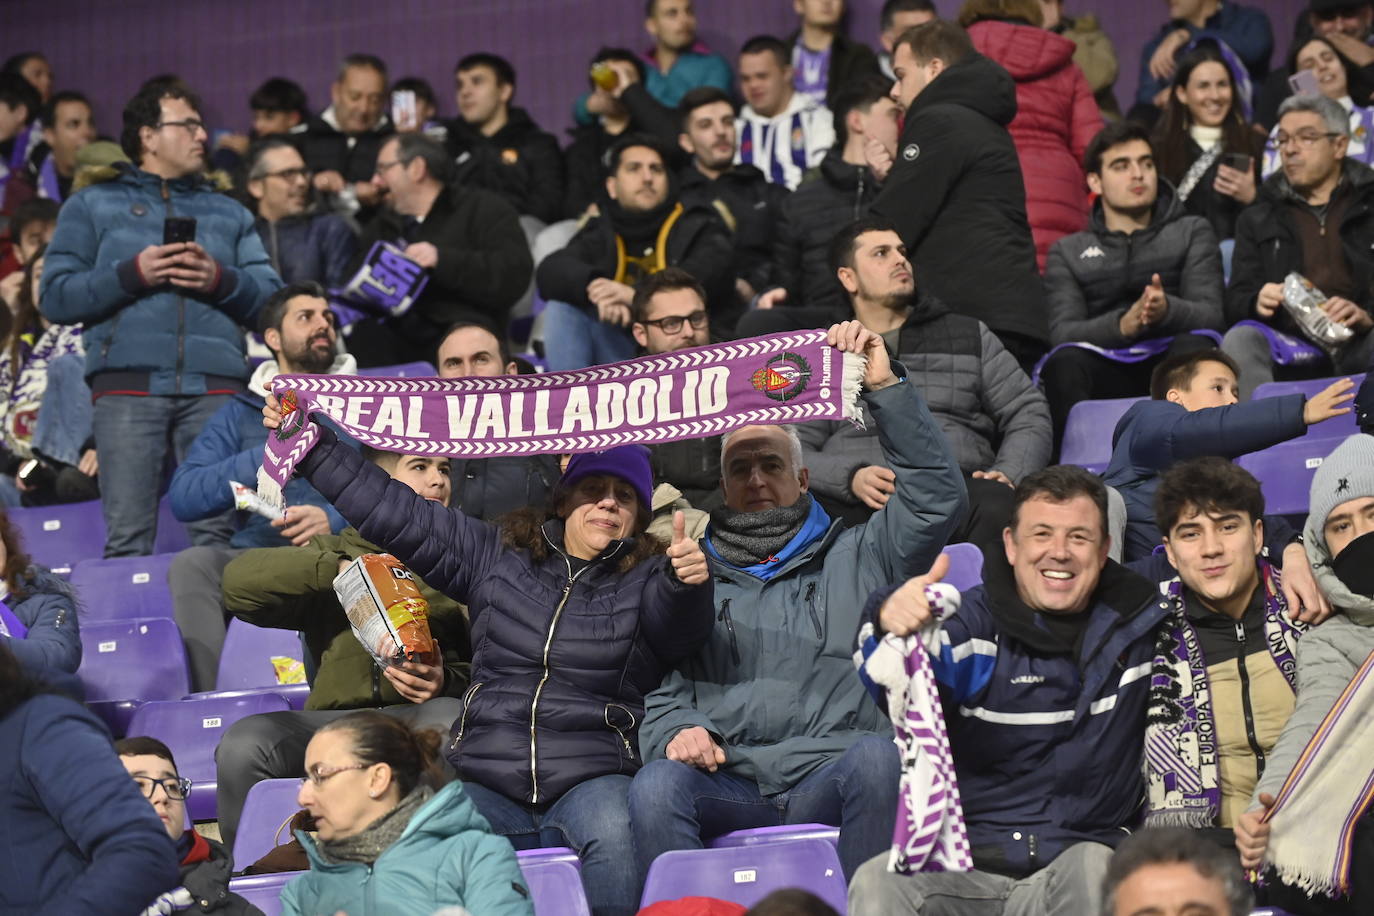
left=333, top=554, right=437, bottom=667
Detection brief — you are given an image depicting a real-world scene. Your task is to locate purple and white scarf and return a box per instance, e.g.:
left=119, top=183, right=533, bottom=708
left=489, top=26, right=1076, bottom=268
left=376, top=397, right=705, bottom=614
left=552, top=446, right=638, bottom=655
left=855, top=584, right=973, bottom=875
left=1144, top=563, right=1302, bottom=827
left=259, top=331, right=866, bottom=505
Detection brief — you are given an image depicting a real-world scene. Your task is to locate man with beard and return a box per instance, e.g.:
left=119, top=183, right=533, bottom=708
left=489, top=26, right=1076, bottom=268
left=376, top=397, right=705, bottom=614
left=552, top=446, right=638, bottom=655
left=167, top=283, right=356, bottom=692
left=797, top=219, right=1049, bottom=554
left=246, top=137, right=357, bottom=287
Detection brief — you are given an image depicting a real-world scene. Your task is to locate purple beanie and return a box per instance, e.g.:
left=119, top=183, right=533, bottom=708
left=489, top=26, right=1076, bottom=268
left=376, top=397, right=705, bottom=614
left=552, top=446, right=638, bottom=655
left=560, top=445, right=654, bottom=511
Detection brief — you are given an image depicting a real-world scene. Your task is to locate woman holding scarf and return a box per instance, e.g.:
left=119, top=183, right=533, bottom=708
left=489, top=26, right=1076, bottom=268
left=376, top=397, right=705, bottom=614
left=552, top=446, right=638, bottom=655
left=262, top=393, right=715, bottom=916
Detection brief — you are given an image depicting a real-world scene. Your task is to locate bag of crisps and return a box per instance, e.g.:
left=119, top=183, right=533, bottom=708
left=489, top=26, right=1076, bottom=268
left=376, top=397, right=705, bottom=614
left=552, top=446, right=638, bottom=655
left=333, top=554, right=437, bottom=668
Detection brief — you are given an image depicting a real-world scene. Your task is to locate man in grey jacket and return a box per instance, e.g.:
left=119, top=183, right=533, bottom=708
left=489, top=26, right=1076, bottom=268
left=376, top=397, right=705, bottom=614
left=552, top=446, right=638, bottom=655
left=797, top=218, right=1050, bottom=554
left=629, top=319, right=967, bottom=880
left=1041, top=120, right=1223, bottom=448
left=1236, top=433, right=1374, bottom=911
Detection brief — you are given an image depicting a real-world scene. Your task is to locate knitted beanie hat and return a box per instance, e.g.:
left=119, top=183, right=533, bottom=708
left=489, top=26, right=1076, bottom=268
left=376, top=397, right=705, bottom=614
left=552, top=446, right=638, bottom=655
left=1307, top=434, right=1374, bottom=553
left=560, top=445, right=653, bottom=512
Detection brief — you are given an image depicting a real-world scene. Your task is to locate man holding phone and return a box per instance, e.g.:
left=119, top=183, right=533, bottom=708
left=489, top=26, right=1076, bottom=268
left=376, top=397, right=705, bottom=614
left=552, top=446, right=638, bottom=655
left=39, top=81, right=282, bottom=556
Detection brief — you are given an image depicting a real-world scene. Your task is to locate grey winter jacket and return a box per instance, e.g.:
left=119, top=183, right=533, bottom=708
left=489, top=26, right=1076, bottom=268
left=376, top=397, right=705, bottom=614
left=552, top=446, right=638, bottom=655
left=798, top=296, right=1050, bottom=499
left=1044, top=182, right=1224, bottom=347
left=639, top=374, right=967, bottom=794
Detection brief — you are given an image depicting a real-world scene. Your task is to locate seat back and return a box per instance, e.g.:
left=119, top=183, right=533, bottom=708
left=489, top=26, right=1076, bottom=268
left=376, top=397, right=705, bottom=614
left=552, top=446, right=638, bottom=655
left=1236, top=435, right=1351, bottom=517
left=70, top=554, right=177, bottom=621
left=356, top=361, right=436, bottom=378
left=941, top=542, right=984, bottom=591
left=640, top=839, right=847, bottom=913
left=154, top=497, right=192, bottom=554
left=1252, top=373, right=1365, bottom=440
left=1060, top=397, right=1146, bottom=474
left=78, top=618, right=189, bottom=703
left=519, top=859, right=591, bottom=916
left=228, top=873, right=292, bottom=916
left=709, top=823, right=839, bottom=849
left=127, top=692, right=290, bottom=821
left=10, top=500, right=107, bottom=572
left=232, top=778, right=306, bottom=870
left=216, top=618, right=307, bottom=691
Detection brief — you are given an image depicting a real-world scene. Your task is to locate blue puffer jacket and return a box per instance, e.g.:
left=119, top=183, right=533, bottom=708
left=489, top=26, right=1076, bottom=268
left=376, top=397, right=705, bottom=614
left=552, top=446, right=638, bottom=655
left=0, top=694, right=179, bottom=915
left=298, top=426, right=716, bottom=805
left=1102, top=395, right=1306, bottom=559
left=863, top=551, right=1171, bottom=877
left=282, top=782, right=532, bottom=916
left=39, top=164, right=281, bottom=394
left=168, top=359, right=349, bottom=548
left=0, top=566, right=80, bottom=674
left=255, top=210, right=357, bottom=288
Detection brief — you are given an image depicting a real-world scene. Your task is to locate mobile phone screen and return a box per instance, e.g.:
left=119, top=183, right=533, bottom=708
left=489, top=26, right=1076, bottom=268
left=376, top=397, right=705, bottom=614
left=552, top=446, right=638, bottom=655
left=1288, top=69, right=1320, bottom=96
left=163, top=217, right=197, bottom=245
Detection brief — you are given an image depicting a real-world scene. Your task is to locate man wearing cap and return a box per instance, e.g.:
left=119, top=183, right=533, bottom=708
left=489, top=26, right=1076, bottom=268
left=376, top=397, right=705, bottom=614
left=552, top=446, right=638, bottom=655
left=631, top=320, right=967, bottom=881
left=1235, top=432, right=1374, bottom=911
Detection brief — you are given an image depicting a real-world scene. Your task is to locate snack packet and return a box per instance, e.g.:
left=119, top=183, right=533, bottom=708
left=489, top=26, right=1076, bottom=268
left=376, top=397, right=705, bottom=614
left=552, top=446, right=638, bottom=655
left=231, top=480, right=286, bottom=521
left=1281, top=272, right=1355, bottom=354
left=333, top=554, right=437, bottom=668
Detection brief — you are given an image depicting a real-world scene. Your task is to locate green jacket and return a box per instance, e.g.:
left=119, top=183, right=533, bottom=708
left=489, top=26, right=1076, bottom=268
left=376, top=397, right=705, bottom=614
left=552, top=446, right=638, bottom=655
left=281, top=781, right=533, bottom=916
left=222, top=527, right=471, bottom=710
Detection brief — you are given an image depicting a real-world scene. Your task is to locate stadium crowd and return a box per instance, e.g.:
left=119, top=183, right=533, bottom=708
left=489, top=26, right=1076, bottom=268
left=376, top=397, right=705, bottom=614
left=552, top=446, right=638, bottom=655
left=4, top=0, right=1374, bottom=914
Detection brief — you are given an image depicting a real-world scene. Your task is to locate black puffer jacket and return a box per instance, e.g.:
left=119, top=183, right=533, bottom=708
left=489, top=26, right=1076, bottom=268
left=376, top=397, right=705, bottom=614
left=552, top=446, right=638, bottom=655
left=445, top=107, right=565, bottom=224
left=1044, top=181, right=1224, bottom=347
left=450, top=454, right=558, bottom=521
left=295, top=114, right=390, bottom=185
left=871, top=54, right=1048, bottom=344
left=771, top=149, right=878, bottom=316
left=679, top=163, right=788, bottom=296
left=297, top=427, right=715, bottom=805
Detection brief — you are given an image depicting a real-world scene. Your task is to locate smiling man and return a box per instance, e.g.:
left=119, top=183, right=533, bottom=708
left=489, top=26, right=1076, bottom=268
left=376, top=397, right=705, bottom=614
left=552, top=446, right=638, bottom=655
left=851, top=465, right=1172, bottom=914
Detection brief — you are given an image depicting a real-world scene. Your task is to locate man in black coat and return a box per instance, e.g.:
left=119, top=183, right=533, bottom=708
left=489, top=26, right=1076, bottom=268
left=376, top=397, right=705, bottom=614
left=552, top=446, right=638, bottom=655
left=298, top=54, right=391, bottom=221
left=537, top=134, right=732, bottom=370
left=870, top=20, right=1049, bottom=371
left=445, top=53, right=564, bottom=226
left=349, top=133, right=533, bottom=367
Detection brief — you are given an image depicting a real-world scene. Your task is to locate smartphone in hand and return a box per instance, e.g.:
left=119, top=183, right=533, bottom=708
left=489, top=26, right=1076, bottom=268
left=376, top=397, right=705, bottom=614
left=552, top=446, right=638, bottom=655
left=1222, top=152, right=1253, bottom=173
left=163, top=217, right=197, bottom=245
left=1288, top=69, right=1320, bottom=96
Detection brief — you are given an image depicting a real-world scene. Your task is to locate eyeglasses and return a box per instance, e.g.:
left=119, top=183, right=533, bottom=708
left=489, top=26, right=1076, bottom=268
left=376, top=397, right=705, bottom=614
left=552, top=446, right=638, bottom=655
left=375, top=159, right=404, bottom=174
left=158, top=118, right=206, bottom=136
left=260, top=167, right=311, bottom=182
left=132, top=775, right=193, bottom=800
left=638, top=310, right=708, bottom=334
left=301, top=762, right=370, bottom=788
left=1268, top=131, right=1342, bottom=151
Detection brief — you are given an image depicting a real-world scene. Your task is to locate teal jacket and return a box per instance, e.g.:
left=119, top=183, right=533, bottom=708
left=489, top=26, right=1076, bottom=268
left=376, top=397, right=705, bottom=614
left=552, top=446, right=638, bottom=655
left=39, top=164, right=281, bottom=394
left=282, top=781, right=533, bottom=916
left=640, top=375, right=967, bottom=793
left=573, top=46, right=732, bottom=126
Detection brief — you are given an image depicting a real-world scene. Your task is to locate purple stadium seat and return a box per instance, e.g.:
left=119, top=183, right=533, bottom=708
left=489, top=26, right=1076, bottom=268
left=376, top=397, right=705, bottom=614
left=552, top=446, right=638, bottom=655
left=215, top=618, right=308, bottom=691
left=709, top=823, right=839, bottom=849
left=1031, top=331, right=1223, bottom=386
left=1237, top=435, right=1351, bottom=517
left=10, top=499, right=107, bottom=573
left=356, top=361, right=437, bottom=378
left=69, top=554, right=177, bottom=621
left=1231, top=320, right=1326, bottom=367
left=78, top=617, right=189, bottom=735
left=231, top=778, right=305, bottom=871
left=942, top=542, right=984, bottom=591
left=516, top=846, right=582, bottom=870
left=1060, top=397, right=1146, bottom=474
left=519, top=859, right=591, bottom=916
left=127, top=692, right=291, bottom=821
left=640, top=839, right=847, bottom=913
left=154, top=497, right=192, bottom=554
left=228, top=873, right=292, bottom=916
left=1252, top=373, right=1365, bottom=440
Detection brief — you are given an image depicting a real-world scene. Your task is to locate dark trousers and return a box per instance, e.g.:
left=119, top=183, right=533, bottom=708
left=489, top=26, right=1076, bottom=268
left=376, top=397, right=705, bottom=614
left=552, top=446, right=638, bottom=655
left=814, top=474, right=1014, bottom=560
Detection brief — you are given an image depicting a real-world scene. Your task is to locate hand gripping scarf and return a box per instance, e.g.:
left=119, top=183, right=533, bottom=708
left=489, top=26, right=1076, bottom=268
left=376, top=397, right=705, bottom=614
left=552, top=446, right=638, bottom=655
left=1144, top=562, right=1302, bottom=827
left=258, top=331, right=866, bottom=505
left=855, top=582, right=973, bottom=875
left=1261, top=646, right=1374, bottom=898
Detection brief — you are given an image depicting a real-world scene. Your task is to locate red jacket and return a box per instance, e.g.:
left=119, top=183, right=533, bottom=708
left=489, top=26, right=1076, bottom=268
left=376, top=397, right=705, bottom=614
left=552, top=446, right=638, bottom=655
left=969, top=20, right=1103, bottom=271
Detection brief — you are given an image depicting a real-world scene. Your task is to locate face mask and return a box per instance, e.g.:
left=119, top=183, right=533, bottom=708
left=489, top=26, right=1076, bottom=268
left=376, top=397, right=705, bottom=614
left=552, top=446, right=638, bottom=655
left=1331, top=530, right=1374, bottom=597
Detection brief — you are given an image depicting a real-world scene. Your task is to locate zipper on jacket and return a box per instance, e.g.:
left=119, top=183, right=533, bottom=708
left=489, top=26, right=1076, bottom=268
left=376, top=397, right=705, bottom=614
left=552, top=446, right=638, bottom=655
left=370, top=665, right=382, bottom=705
left=1027, top=833, right=1039, bottom=868
left=718, top=598, right=741, bottom=665
left=451, top=681, right=483, bottom=747
left=605, top=703, right=638, bottom=763
left=1234, top=620, right=1266, bottom=778
left=804, top=582, right=823, bottom=639
left=164, top=181, right=187, bottom=393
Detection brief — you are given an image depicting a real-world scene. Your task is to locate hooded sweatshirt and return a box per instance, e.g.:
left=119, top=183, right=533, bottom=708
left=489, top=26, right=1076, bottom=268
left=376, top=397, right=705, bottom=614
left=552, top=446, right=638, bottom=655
left=736, top=90, right=834, bottom=192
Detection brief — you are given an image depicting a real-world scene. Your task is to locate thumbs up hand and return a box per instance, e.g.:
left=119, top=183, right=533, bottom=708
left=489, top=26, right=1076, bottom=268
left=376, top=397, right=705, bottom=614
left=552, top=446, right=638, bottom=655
left=667, top=510, right=708, bottom=585
left=879, top=552, right=951, bottom=637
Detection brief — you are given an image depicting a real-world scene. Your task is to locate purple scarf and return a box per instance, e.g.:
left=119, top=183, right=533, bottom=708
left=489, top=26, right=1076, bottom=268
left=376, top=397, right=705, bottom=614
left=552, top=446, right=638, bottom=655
left=259, top=331, right=865, bottom=504
left=0, top=600, right=27, bottom=640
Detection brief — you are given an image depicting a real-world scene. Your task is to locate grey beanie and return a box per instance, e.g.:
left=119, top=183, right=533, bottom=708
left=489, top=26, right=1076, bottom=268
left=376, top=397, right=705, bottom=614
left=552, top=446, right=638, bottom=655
left=1307, top=434, right=1374, bottom=552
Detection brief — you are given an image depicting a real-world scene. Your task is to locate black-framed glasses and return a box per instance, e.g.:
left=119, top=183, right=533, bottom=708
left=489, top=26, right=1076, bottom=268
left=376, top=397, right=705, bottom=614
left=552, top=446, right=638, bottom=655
left=132, top=775, right=193, bottom=800
left=1267, top=131, right=1342, bottom=152
left=301, top=762, right=370, bottom=788
left=260, top=167, right=311, bottom=182
left=638, top=310, right=708, bottom=334
left=375, top=159, right=404, bottom=174
left=157, top=118, right=206, bottom=136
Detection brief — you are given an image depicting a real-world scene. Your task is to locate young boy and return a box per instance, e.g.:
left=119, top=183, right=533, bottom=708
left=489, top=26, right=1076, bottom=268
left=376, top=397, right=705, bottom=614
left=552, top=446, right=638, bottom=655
left=1102, top=349, right=1352, bottom=560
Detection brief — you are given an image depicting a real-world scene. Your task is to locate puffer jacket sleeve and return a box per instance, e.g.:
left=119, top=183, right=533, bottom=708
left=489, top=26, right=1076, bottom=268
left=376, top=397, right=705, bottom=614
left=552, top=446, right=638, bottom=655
left=1045, top=238, right=1130, bottom=346
left=634, top=559, right=715, bottom=666
left=297, top=426, right=504, bottom=606
left=852, top=372, right=968, bottom=583
left=796, top=419, right=869, bottom=503
left=4, top=572, right=80, bottom=674
left=222, top=540, right=346, bottom=631
left=213, top=208, right=282, bottom=328
left=168, top=402, right=259, bottom=522
left=448, top=831, right=537, bottom=916
left=978, top=325, right=1051, bottom=483
left=39, top=191, right=141, bottom=326
left=1157, top=217, right=1224, bottom=334
left=536, top=220, right=607, bottom=309
left=640, top=668, right=728, bottom=762
left=1125, top=396, right=1307, bottom=472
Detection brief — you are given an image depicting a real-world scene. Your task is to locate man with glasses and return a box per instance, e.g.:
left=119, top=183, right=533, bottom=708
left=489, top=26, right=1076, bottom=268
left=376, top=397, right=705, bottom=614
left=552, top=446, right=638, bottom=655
left=40, top=81, right=281, bottom=557
left=246, top=137, right=356, bottom=287
left=1223, top=93, right=1374, bottom=399
left=116, top=736, right=256, bottom=912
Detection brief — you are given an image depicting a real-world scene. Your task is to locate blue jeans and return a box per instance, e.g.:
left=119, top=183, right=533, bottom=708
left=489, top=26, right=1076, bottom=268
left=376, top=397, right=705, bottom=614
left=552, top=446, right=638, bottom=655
left=33, top=353, right=93, bottom=467
left=462, top=775, right=639, bottom=916
left=628, top=734, right=901, bottom=881
left=91, top=393, right=234, bottom=557
left=541, top=300, right=637, bottom=372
